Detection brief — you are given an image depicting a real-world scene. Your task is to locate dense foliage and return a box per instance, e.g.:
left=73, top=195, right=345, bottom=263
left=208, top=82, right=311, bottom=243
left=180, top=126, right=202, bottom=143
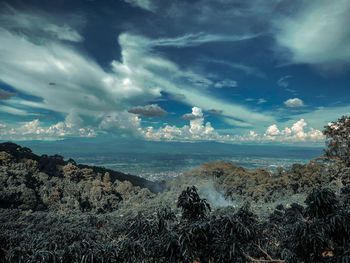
left=0, top=185, right=349, bottom=262
left=1, top=136, right=350, bottom=262
left=324, top=115, right=350, bottom=166
left=177, top=186, right=210, bottom=220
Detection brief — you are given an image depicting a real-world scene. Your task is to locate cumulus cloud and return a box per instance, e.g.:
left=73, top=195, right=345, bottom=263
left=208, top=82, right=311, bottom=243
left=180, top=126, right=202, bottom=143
left=181, top=111, right=202, bottom=121
left=265, top=124, right=280, bottom=136
left=0, top=112, right=96, bottom=141
left=99, top=111, right=141, bottom=133
left=143, top=107, right=220, bottom=141
left=0, top=89, right=16, bottom=100
left=128, top=104, right=168, bottom=117
left=275, top=0, right=350, bottom=65
left=262, top=119, right=323, bottom=142
left=138, top=106, right=324, bottom=144
left=214, top=79, right=238, bottom=88
left=284, top=98, right=304, bottom=107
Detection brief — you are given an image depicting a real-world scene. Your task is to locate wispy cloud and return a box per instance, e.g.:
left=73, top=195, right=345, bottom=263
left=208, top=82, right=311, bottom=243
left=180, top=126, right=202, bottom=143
left=200, top=57, right=266, bottom=78
left=277, top=75, right=292, bottom=88
left=116, top=33, right=275, bottom=126
left=150, top=32, right=260, bottom=48
left=0, top=4, right=84, bottom=42
left=123, top=0, right=155, bottom=12
left=214, top=79, right=237, bottom=88
left=0, top=89, right=16, bottom=100
left=274, top=0, right=350, bottom=65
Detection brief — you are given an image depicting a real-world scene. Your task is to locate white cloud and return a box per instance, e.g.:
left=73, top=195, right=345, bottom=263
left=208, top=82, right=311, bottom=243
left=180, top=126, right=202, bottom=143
left=261, top=119, right=323, bottom=143
left=142, top=107, right=221, bottom=141
left=265, top=124, right=280, bottom=136
left=284, top=98, right=304, bottom=107
left=0, top=10, right=162, bottom=137
left=0, top=113, right=96, bottom=141
left=44, top=23, right=83, bottom=42
left=0, top=9, right=273, bottom=138
left=244, top=98, right=267, bottom=105
left=200, top=57, right=266, bottom=78
left=214, top=79, right=238, bottom=88
left=0, top=105, right=27, bottom=116
left=275, top=0, right=350, bottom=65
left=136, top=107, right=324, bottom=144
left=114, top=33, right=274, bottom=126
left=150, top=32, right=259, bottom=48
left=128, top=104, right=168, bottom=117
left=222, top=118, right=252, bottom=128
left=0, top=5, right=84, bottom=42
left=99, top=111, right=141, bottom=133
left=123, top=0, right=155, bottom=12
left=277, top=75, right=292, bottom=88
left=257, top=98, right=267, bottom=104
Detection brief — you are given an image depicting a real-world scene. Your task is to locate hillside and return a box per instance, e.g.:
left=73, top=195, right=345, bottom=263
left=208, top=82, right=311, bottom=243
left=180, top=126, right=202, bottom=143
left=0, top=142, right=350, bottom=262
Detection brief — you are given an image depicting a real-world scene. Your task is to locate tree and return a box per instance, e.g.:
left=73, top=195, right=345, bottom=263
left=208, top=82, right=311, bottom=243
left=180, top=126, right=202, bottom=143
left=323, top=115, right=350, bottom=166
left=177, top=186, right=210, bottom=221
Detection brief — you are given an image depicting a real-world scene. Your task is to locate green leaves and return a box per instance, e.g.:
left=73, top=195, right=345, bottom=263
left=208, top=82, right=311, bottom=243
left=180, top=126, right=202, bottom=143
left=177, top=186, right=211, bottom=221
left=323, top=115, right=350, bottom=166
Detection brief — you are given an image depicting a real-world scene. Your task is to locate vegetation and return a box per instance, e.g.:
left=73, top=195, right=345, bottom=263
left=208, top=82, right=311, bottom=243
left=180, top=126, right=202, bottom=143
left=324, top=115, right=350, bottom=166
left=1, top=186, right=349, bottom=262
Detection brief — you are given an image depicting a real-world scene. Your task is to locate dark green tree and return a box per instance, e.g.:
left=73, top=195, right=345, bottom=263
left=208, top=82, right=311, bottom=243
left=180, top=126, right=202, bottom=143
left=177, top=186, right=211, bottom=221
left=323, top=115, right=350, bottom=166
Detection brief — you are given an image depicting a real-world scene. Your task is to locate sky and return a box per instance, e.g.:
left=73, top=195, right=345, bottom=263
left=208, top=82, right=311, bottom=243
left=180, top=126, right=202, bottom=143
left=0, top=0, right=349, bottom=145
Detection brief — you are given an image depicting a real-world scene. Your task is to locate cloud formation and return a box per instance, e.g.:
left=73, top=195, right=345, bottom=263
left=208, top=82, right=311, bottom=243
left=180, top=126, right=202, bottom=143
left=128, top=104, right=168, bottom=117
left=214, top=79, right=237, bottom=88
left=208, top=109, right=223, bottom=115
left=0, top=4, right=84, bottom=42
left=114, top=33, right=274, bottom=126
left=277, top=75, right=292, bottom=88
left=0, top=112, right=96, bottom=141
left=275, top=0, right=350, bottom=65
left=150, top=32, right=259, bottom=48
left=284, top=98, right=304, bottom=108
left=0, top=89, right=16, bottom=100
left=262, top=119, right=323, bottom=142
left=123, top=0, right=155, bottom=11
left=144, top=107, right=219, bottom=141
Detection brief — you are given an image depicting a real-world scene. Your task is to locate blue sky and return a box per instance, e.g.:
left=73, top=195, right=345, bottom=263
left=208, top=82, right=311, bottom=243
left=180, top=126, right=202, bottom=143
left=0, top=0, right=349, bottom=144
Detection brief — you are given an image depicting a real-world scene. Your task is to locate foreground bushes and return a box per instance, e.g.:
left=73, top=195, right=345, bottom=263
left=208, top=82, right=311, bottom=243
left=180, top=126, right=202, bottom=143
left=1, top=186, right=349, bottom=263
